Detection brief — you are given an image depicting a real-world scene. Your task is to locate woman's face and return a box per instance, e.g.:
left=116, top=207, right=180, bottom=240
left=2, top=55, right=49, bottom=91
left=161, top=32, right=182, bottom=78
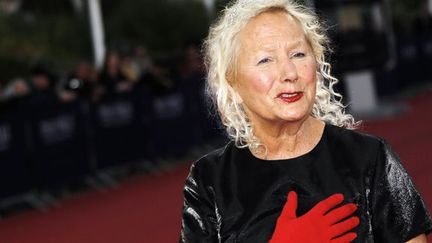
left=233, top=11, right=317, bottom=125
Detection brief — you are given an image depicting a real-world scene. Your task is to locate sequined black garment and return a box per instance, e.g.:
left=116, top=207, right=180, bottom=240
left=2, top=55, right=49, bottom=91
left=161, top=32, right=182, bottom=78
left=180, top=124, right=432, bottom=242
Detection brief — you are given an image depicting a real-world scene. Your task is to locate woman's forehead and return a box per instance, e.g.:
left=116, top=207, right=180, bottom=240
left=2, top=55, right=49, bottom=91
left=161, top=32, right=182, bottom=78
left=238, top=11, right=307, bottom=50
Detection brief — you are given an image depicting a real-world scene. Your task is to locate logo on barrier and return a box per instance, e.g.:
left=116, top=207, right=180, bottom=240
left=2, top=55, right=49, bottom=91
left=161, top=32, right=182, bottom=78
left=38, top=114, right=75, bottom=145
left=98, top=101, right=133, bottom=127
left=154, top=93, right=184, bottom=119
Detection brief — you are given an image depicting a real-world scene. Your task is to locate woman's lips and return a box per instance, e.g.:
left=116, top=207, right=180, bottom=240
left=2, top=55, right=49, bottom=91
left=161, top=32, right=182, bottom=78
left=277, top=92, right=303, bottom=103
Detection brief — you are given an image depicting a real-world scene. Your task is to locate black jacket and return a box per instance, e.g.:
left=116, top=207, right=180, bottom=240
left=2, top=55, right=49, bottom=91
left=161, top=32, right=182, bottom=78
left=180, top=124, right=432, bottom=242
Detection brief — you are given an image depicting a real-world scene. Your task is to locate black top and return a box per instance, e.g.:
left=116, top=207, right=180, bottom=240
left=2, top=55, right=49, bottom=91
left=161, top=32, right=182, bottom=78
left=180, top=124, right=432, bottom=242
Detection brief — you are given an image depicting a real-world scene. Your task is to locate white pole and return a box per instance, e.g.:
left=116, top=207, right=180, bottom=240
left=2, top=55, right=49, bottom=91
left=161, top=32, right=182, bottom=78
left=344, top=70, right=378, bottom=115
left=202, top=0, right=214, bottom=16
left=87, top=0, right=106, bottom=70
left=429, top=0, right=432, bottom=15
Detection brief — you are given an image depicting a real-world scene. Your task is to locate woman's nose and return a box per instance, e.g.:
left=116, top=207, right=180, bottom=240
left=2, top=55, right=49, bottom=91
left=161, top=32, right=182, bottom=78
left=280, top=59, right=298, bottom=83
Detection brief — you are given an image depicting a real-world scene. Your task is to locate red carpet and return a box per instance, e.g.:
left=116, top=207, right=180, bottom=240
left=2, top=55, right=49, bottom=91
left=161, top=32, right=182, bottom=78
left=0, top=164, right=190, bottom=243
left=362, top=92, right=432, bottom=215
left=0, top=91, right=431, bottom=242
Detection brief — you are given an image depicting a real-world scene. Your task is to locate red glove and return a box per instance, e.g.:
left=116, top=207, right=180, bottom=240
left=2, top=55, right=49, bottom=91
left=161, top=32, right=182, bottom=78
left=270, top=191, right=360, bottom=243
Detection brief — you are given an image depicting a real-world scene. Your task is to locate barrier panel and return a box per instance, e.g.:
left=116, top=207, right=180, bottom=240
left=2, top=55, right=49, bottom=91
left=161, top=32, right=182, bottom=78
left=27, top=100, right=91, bottom=190
left=0, top=84, right=225, bottom=201
left=90, top=93, right=144, bottom=169
left=0, top=99, right=33, bottom=200
left=148, top=90, right=191, bottom=157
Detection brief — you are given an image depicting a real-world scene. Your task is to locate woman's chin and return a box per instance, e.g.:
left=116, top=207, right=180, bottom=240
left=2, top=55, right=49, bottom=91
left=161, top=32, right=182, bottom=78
left=275, top=114, right=309, bottom=123
left=274, top=109, right=310, bottom=122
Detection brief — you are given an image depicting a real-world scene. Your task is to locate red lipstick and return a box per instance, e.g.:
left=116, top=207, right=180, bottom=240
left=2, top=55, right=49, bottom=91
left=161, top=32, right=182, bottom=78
left=277, top=92, right=303, bottom=103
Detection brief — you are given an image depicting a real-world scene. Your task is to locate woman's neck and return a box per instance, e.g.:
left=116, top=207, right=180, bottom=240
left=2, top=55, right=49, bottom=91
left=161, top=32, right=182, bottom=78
left=251, top=116, right=325, bottom=160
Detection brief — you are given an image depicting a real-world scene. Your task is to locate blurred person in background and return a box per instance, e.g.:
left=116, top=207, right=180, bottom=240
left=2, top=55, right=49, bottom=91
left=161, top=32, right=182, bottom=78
left=65, top=61, right=102, bottom=102
left=134, top=45, right=154, bottom=78
left=120, top=51, right=140, bottom=84
left=138, top=59, right=175, bottom=96
left=87, top=66, right=105, bottom=102
left=99, top=51, right=130, bottom=96
left=176, top=43, right=206, bottom=105
left=27, top=66, right=59, bottom=106
left=64, top=61, right=90, bottom=94
left=177, top=43, right=205, bottom=81
left=176, top=43, right=210, bottom=142
left=415, top=0, right=432, bottom=34
left=28, top=65, right=76, bottom=105
left=180, top=0, right=432, bottom=242
left=0, top=77, right=30, bottom=112
left=132, top=46, right=154, bottom=94
left=1, top=77, right=30, bottom=101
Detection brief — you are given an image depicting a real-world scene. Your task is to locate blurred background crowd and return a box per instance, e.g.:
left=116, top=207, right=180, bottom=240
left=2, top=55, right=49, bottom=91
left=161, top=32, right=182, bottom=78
left=0, top=0, right=431, bottom=114
left=0, top=0, right=431, bottom=242
left=0, top=0, right=227, bottom=220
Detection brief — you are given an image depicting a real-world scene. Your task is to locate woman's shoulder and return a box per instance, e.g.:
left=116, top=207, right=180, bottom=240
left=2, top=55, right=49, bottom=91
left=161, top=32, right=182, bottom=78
left=325, top=123, right=386, bottom=149
left=184, top=142, right=236, bottom=186
left=191, top=141, right=235, bottom=169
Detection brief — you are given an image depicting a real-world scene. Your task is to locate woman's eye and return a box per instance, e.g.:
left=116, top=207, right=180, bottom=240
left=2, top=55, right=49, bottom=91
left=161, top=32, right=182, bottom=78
left=257, top=57, right=271, bottom=65
left=292, top=52, right=306, bottom=58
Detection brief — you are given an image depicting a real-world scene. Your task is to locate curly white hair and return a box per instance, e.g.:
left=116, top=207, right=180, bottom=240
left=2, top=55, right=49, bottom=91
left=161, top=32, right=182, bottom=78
left=203, top=0, right=358, bottom=149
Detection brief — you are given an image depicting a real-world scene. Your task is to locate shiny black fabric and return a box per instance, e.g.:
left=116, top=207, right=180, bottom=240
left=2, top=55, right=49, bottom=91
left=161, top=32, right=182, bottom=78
left=180, top=124, right=432, bottom=242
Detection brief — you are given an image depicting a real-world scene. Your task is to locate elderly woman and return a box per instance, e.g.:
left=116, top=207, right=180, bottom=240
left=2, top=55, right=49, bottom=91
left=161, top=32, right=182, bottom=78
left=180, top=0, right=432, bottom=242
